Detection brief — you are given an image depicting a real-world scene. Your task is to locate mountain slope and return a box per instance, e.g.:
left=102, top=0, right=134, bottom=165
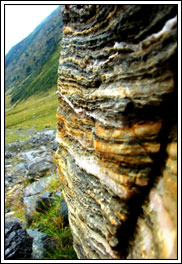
left=5, top=6, right=63, bottom=104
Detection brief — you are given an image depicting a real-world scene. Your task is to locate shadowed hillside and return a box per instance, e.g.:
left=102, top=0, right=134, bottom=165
left=5, top=6, right=63, bottom=104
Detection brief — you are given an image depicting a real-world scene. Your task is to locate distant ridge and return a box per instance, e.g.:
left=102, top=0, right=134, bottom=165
left=5, top=6, right=63, bottom=104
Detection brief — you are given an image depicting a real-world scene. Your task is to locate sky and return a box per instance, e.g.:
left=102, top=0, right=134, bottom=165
left=5, top=4, right=60, bottom=54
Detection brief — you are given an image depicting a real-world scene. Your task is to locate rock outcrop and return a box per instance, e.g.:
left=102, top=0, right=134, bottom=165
left=26, top=229, right=58, bottom=259
left=55, top=5, right=177, bottom=259
left=5, top=219, right=33, bottom=259
left=23, top=175, right=59, bottom=225
left=5, top=129, right=57, bottom=191
left=5, top=129, right=67, bottom=260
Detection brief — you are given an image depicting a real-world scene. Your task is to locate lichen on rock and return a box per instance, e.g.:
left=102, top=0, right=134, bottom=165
left=55, top=4, right=177, bottom=259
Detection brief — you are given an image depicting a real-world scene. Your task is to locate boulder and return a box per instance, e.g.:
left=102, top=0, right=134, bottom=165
left=28, top=129, right=56, bottom=145
left=23, top=175, right=58, bottom=197
left=26, top=229, right=57, bottom=259
left=5, top=219, right=33, bottom=259
left=5, top=142, right=25, bottom=152
left=23, top=196, right=39, bottom=225
left=5, top=162, right=28, bottom=188
left=24, top=194, right=57, bottom=225
left=16, top=162, right=28, bottom=170
left=23, top=176, right=59, bottom=225
left=17, top=150, right=39, bottom=162
left=43, top=129, right=56, bottom=140
left=27, top=158, right=56, bottom=177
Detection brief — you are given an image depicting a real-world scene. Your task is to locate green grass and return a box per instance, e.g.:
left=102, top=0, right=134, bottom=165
left=27, top=177, right=77, bottom=260
left=4, top=73, right=78, bottom=259
left=9, top=42, right=61, bottom=104
left=5, top=173, right=77, bottom=260
left=5, top=86, right=58, bottom=144
left=29, top=198, right=77, bottom=260
left=5, top=6, right=62, bottom=104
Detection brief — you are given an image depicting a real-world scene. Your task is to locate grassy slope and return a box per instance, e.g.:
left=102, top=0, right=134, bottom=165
left=5, top=168, right=77, bottom=260
left=9, top=39, right=61, bottom=104
left=5, top=40, right=61, bottom=144
left=5, top=6, right=62, bottom=104
left=5, top=86, right=58, bottom=144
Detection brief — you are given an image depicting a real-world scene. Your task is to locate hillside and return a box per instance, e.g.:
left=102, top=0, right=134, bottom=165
left=5, top=6, right=63, bottom=104
left=5, top=86, right=58, bottom=144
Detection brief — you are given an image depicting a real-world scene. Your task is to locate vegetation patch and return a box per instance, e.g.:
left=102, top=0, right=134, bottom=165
left=5, top=175, right=77, bottom=260
left=28, top=198, right=77, bottom=260
left=5, top=86, right=58, bottom=144
left=27, top=176, right=77, bottom=259
left=5, top=6, right=63, bottom=104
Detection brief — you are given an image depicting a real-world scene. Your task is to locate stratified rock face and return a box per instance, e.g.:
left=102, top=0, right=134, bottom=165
left=55, top=5, right=177, bottom=259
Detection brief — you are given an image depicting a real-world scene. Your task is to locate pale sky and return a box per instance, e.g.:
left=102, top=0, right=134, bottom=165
left=5, top=5, right=60, bottom=54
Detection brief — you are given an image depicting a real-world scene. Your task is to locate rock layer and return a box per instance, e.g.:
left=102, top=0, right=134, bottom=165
left=55, top=5, right=177, bottom=259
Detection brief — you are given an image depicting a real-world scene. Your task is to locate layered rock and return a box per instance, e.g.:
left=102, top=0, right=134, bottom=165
left=127, top=128, right=177, bottom=259
left=55, top=5, right=177, bottom=259
left=5, top=219, right=33, bottom=259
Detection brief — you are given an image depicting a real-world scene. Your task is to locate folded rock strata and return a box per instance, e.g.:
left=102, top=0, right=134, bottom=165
left=55, top=4, right=177, bottom=259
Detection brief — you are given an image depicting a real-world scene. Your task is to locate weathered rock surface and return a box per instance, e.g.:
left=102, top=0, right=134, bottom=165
left=5, top=129, right=56, bottom=153
left=5, top=219, right=33, bottom=259
left=60, top=199, right=69, bottom=226
left=126, top=129, right=177, bottom=259
left=4, top=129, right=64, bottom=260
left=23, top=175, right=59, bottom=225
left=28, top=129, right=56, bottom=146
left=55, top=4, right=177, bottom=259
left=27, top=158, right=56, bottom=178
left=26, top=229, right=57, bottom=259
left=5, top=129, right=60, bottom=228
left=5, top=129, right=57, bottom=191
left=4, top=216, right=57, bottom=260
